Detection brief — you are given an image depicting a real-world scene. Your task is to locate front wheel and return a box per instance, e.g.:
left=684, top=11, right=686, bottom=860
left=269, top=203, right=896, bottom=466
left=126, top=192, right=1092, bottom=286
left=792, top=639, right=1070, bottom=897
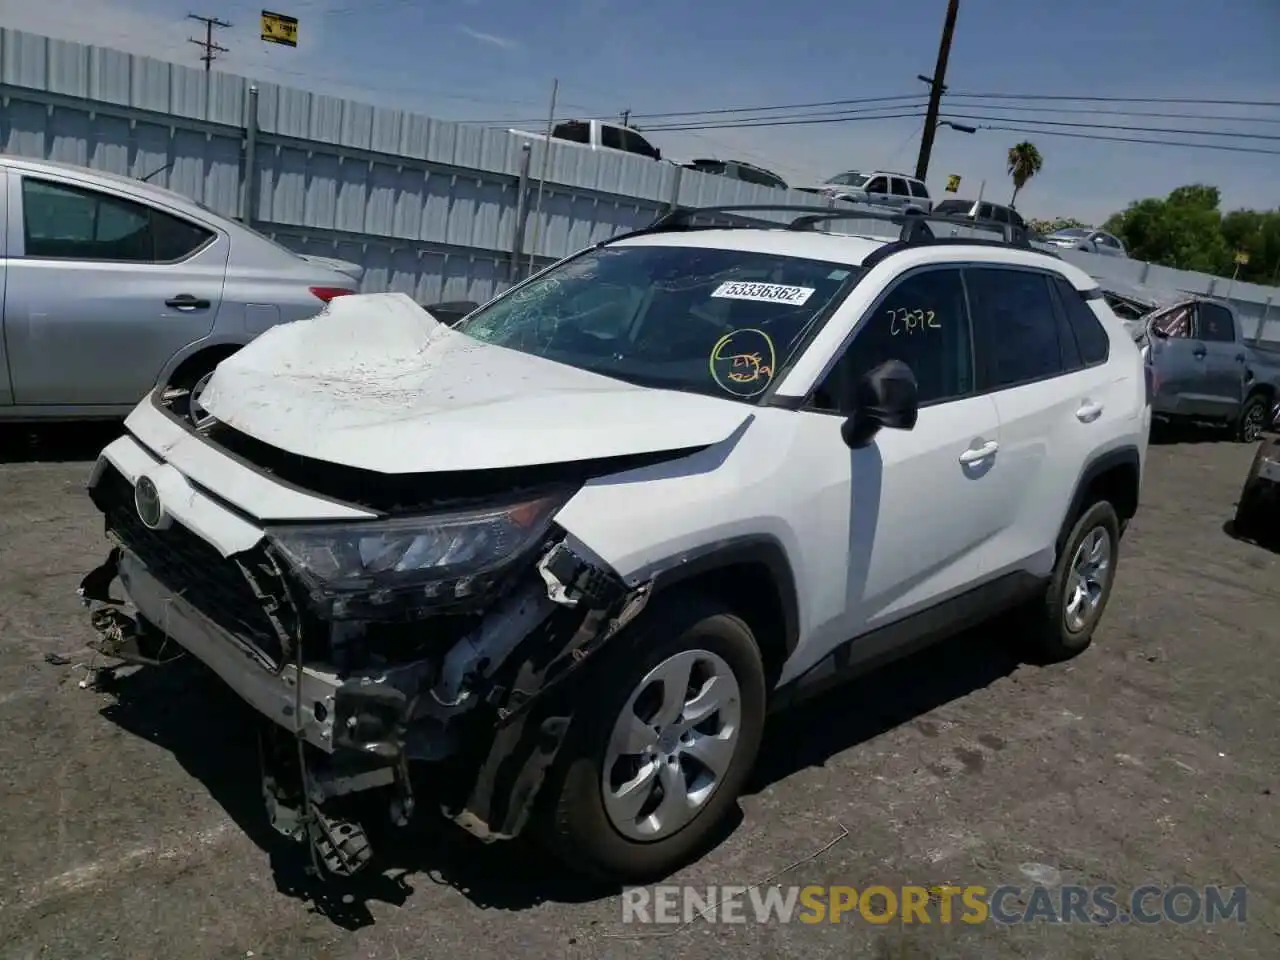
left=538, top=593, right=767, bottom=884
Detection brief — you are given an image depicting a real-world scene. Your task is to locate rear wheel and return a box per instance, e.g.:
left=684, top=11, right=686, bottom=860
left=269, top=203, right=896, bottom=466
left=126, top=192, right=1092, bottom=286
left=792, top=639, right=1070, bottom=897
left=1024, top=501, right=1121, bottom=662
left=1234, top=394, right=1268, bottom=444
left=538, top=593, right=767, bottom=884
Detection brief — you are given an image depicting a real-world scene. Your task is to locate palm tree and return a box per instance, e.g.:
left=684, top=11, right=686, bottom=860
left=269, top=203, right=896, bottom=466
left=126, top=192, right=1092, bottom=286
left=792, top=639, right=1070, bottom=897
left=1006, top=142, right=1043, bottom=208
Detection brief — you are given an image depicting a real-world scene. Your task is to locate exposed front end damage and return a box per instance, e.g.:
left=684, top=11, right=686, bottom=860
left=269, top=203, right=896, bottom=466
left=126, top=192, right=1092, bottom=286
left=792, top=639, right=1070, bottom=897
left=79, top=435, right=657, bottom=880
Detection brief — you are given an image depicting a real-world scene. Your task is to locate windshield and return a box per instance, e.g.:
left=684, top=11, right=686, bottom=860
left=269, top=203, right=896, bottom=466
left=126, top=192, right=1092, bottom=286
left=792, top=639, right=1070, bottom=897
left=824, top=172, right=869, bottom=187
left=1051, top=228, right=1091, bottom=239
left=453, top=244, right=863, bottom=402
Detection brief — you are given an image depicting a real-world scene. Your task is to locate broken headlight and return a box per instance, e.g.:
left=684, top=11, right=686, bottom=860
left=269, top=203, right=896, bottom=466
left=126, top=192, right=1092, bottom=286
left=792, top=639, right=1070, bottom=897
left=266, top=492, right=567, bottom=617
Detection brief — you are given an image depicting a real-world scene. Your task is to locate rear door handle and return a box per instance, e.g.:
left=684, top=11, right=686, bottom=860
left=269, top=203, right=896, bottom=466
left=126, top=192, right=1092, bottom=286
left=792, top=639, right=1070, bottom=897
left=958, top=440, right=999, bottom=464
left=1076, top=401, right=1104, bottom=423
left=165, top=294, right=210, bottom=310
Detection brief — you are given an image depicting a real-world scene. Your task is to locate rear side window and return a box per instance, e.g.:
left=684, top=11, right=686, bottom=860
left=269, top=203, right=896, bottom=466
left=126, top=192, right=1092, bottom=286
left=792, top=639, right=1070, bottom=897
left=22, top=178, right=213, bottom=262
left=890, top=177, right=911, bottom=196
left=966, top=267, right=1065, bottom=390
left=908, top=180, right=929, bottom=198
left=1052, top=278, right=1111, bottom=365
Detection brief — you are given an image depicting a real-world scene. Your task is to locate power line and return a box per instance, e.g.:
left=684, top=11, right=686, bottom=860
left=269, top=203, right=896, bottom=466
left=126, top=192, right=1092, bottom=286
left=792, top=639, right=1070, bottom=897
left=973, top=124, right=1280, bottom=157
left=947, top=92, right=1280, bottom=108
left=942, top=113, right=1280, bottom=142
left=642, top=107, right=928, bottom=132
left=940, top=102, right=1280, bottom=125
left=187, top=14, right=230, bottom=73
left=626, top=93, right=924, bottom=121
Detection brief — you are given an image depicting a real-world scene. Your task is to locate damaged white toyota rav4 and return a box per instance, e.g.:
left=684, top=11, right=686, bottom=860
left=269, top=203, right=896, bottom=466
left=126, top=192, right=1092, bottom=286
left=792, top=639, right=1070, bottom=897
left=80, top=206, right=1150, bottom=884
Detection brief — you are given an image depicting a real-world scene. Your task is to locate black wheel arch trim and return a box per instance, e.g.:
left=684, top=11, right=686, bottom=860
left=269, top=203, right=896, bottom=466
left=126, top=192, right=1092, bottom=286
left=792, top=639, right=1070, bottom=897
left=1056, top=445, right=1142, bottom=557
left=628, top=534, right=802, bottom=663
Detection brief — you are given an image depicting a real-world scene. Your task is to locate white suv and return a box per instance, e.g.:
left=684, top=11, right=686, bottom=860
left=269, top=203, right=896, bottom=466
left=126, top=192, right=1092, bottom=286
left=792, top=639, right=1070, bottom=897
left=800, top=170, right=933, bottom=214
left=79, top=205, right=1150, bottom=885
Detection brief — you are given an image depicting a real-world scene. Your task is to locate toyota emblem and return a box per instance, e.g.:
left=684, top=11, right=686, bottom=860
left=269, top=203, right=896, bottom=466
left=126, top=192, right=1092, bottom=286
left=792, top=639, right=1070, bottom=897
left=134, top=476, right=165, bottom=530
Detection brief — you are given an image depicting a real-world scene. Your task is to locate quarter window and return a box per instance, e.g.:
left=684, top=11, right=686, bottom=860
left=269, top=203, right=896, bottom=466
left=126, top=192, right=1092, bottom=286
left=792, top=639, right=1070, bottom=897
left=1052, top=278, right=1111, bottom=365
left=908, top=180, right=929, bottom=198
left=22, top=178, right=213, bottom=262
left=812, top=268, right=972, bottom=411
left=966, top=267, right=1065, bottom=390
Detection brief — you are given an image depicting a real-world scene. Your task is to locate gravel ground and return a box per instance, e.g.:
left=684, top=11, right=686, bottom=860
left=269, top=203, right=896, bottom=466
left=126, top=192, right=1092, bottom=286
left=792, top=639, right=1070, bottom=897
left=0, top=423, right=1276, bottom=960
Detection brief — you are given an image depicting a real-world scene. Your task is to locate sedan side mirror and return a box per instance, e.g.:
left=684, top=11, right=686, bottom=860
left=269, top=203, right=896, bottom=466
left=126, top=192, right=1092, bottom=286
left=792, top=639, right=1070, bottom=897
left=841, top=359, right=919, bottom=449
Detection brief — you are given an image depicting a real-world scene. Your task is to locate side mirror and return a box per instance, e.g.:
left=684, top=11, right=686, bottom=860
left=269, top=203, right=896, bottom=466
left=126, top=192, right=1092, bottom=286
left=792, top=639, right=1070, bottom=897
left=841, top=359, right=919, bottom=449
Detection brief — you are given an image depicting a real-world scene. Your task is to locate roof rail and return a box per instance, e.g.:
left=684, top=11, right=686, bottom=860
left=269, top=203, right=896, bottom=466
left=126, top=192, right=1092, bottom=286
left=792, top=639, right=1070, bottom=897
left=607, top=204, right=1036, bottom=249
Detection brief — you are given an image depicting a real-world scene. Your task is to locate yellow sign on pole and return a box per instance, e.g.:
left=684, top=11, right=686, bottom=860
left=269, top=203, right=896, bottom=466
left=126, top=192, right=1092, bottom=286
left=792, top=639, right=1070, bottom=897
left=945, top=174, right=961, bottom=193
left=1234, top=250, right=1250, bottom=265
left=261, top=10, right=298, bottom=47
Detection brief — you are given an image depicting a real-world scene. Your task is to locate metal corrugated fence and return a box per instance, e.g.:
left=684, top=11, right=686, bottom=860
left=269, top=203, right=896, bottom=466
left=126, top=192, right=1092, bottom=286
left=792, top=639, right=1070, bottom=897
left=0, top=28, right=1276, bottom=340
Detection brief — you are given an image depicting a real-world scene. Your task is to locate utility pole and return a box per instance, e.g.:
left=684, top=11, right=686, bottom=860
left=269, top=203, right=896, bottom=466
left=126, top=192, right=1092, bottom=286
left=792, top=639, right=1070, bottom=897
left=914, top=0, right=960, bottom=182
left=188, top=14, right=231, bottom=72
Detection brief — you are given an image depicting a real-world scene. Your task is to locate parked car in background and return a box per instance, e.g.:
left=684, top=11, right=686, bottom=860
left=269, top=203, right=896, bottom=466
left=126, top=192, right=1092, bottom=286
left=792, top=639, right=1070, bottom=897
left=795, top=170, right=933, bottom=214
left=1044, top=227, right=1128, bottom=258
left=931, top=198, right=1027, bottom=231
left=1140, top=296, right=1280, bottom=442
left=1233, top=434, right=1280, bottom=546
left=0, top=156, right=362, bottom=422
left=510, top=119, right=662, bottom=160
left=680, top=159, right=788, bottom=190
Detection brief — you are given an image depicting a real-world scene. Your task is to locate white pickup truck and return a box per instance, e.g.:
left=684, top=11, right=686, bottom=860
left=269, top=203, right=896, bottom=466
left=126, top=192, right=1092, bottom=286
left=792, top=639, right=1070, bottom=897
left=510, top=119, right=663, bottom=161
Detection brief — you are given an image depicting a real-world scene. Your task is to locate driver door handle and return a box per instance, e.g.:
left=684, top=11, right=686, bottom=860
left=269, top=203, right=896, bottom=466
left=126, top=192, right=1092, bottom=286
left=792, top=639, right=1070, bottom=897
left=165, top=294, right=210, bottom=310
left=958, top=440, right=999, bottom=464
left=1076, top=401, right=1104, bottom=423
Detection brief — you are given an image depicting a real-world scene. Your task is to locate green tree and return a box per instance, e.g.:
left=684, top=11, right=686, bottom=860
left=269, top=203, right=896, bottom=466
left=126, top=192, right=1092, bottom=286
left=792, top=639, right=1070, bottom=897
left=1006, top=142, right=1043, bottom=208
left=1103, top=184, right=1280, bottom=281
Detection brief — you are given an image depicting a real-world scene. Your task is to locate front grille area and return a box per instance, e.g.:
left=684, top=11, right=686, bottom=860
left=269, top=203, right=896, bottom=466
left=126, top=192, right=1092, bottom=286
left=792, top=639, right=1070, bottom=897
left=90, top=463, right=286, bottom=665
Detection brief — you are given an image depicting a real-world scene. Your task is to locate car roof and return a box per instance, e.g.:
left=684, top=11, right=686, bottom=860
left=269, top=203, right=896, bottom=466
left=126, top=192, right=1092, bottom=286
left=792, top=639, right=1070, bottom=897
left=0, top=155, right=221, bottom=221
left=608, top=226, right=1093, bottom=285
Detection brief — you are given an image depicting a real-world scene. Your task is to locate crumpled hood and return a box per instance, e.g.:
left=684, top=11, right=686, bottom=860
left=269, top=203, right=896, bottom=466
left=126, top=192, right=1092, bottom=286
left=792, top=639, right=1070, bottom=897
left=197, top=292, right=753, bottom=474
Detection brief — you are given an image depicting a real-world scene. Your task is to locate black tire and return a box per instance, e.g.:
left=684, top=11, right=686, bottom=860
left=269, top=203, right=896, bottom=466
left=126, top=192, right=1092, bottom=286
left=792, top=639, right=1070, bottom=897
left=538, top=592, right=767, bottom=884
left=1026, top=501, right=1121, bottom=662
left=1233, top=479, right=1267, bottom=540
left=1234, top=393, right=1268, bottom=444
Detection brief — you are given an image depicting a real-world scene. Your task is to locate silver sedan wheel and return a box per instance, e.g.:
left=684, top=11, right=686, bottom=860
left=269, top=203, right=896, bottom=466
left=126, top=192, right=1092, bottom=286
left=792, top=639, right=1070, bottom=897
left=601, top=648, right=742, bottom=843
left=1064, top=526, right=1112, bottom=633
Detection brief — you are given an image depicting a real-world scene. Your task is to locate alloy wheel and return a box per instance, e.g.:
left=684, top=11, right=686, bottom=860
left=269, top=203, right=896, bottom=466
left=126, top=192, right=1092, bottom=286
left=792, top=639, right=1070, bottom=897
left=601, top=648, right=742, bottom=842
left=1064, top=526, right=1112, bottom=633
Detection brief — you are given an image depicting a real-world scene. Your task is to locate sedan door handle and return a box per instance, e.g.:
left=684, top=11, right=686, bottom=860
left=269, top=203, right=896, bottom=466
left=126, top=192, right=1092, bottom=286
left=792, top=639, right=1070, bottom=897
left=165, top=294, right=210, bottom=310
left=958, top=441, right=999, bottom=464
left=1192, top=347, right=1207, bottom=359
left=1076, top=401, right=1104, bottom=423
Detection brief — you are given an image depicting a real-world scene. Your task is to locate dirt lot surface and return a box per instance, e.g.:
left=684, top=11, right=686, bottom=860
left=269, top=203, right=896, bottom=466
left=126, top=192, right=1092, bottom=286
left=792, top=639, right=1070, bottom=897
left=0, top=424, right=1276, bottom=960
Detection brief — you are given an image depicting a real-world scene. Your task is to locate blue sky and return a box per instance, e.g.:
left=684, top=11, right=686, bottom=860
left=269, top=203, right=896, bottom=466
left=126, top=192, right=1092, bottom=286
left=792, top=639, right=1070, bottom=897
left=2, top=0, right=1277, bottom=224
